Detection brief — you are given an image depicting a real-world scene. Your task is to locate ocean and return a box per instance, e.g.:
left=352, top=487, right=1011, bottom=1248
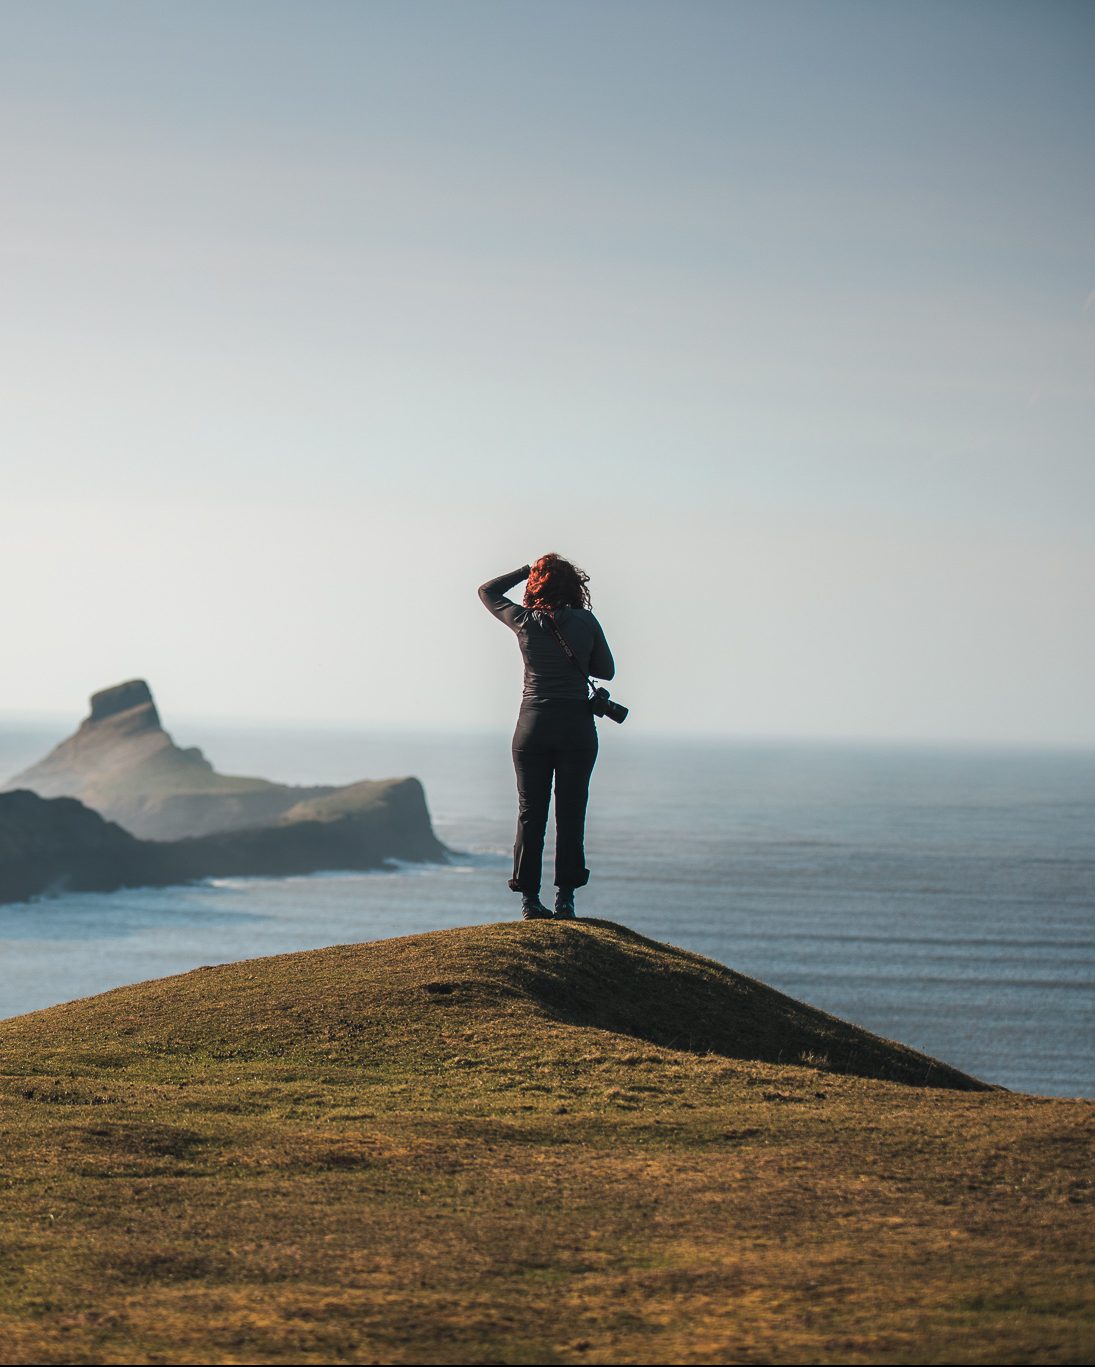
left=1, top=721, right=1092, bottom=1098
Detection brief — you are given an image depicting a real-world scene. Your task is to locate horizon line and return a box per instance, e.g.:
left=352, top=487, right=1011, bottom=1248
left=0, top=710, right=1092, bottom=758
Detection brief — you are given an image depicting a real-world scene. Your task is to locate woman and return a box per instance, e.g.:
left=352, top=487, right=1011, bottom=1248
left=479, top=554, right=615, bottom=921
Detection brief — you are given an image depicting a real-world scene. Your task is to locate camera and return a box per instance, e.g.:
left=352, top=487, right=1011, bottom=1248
left=590, top=686, right=629, bottom=725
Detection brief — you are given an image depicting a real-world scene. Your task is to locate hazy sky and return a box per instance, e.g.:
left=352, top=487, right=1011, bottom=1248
left=2, top=0, right=1092, bottom=745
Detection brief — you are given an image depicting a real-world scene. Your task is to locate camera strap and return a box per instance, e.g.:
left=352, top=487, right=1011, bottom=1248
left=540, top=610, right=594, bottom=696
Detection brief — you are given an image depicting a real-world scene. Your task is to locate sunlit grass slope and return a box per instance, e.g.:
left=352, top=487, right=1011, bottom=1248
left=0, top=920, right=1091, bottom=1364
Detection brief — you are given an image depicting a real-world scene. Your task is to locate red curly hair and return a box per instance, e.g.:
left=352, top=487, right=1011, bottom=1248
left=524, top=553, right=591, bottom=611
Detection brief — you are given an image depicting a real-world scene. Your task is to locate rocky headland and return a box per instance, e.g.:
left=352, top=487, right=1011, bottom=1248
left=0, top=782, right=445, bottom=906
left=0, top=681, right=447, bottom=903
left=3, top=679, right=419, bottom=841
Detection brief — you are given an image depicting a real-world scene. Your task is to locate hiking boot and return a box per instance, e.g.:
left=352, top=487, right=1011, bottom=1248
left=520, top=894, right=552, bottom=920
left=554, top=889, right=577, bottom=920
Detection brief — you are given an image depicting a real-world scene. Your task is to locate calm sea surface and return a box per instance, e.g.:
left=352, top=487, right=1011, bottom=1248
left=1, top=721, right=1092, bottom=1098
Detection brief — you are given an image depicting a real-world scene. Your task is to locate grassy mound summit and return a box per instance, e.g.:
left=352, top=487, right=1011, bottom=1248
left=7, top=920, right=985, bottom=1091
left=0, top=921, right=1090, bottom=1364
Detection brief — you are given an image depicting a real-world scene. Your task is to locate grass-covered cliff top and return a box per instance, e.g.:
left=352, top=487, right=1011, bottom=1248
left=1, top=920, right=1091, bottom=1364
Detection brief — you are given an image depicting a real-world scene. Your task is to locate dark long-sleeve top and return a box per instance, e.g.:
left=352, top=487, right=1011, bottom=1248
left=479, top=566, right=615, bottom=705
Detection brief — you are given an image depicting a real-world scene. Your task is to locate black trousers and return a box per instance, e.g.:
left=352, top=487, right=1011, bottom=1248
left=509, top=700, right=598, bottom=896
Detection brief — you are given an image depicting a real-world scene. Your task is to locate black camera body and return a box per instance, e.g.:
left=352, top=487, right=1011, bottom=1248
left=591, top=686, right=629, bottom=725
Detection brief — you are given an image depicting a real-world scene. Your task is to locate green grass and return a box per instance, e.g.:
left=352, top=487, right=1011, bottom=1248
left=0, top=920, right=1091, bottom=1364
left=279, top=780, right=414, bottom=823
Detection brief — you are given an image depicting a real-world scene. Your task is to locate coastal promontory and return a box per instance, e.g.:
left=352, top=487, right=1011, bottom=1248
left=0, top=681, right=447, bottom=902
left=0, top=781, right=445, bottom=906
left=4, top=679, right=427, bottom=842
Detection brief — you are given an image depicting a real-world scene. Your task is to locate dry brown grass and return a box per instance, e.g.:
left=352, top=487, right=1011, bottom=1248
left=0, top=920, right=1090, bottom=1364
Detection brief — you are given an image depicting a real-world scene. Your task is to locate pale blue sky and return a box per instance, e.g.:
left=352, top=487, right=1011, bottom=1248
left=2, top=1, right=1092, bottom=743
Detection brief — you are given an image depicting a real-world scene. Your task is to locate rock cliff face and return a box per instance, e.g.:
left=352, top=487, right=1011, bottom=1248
left=0, top=785, right=446, bottom=906
left=0, top=790, right=143, bottom=903
left=4, top=681, right=427, bottom=843
left=1, top=680, right=447, bottom=901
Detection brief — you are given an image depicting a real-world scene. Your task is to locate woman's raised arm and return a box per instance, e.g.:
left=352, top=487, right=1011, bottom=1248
left=478, top=565, right=531, bottom=629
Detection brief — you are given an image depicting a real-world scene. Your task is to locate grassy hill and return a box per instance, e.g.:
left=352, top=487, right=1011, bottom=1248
left=0, top=920, right=1091, bottom=1364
